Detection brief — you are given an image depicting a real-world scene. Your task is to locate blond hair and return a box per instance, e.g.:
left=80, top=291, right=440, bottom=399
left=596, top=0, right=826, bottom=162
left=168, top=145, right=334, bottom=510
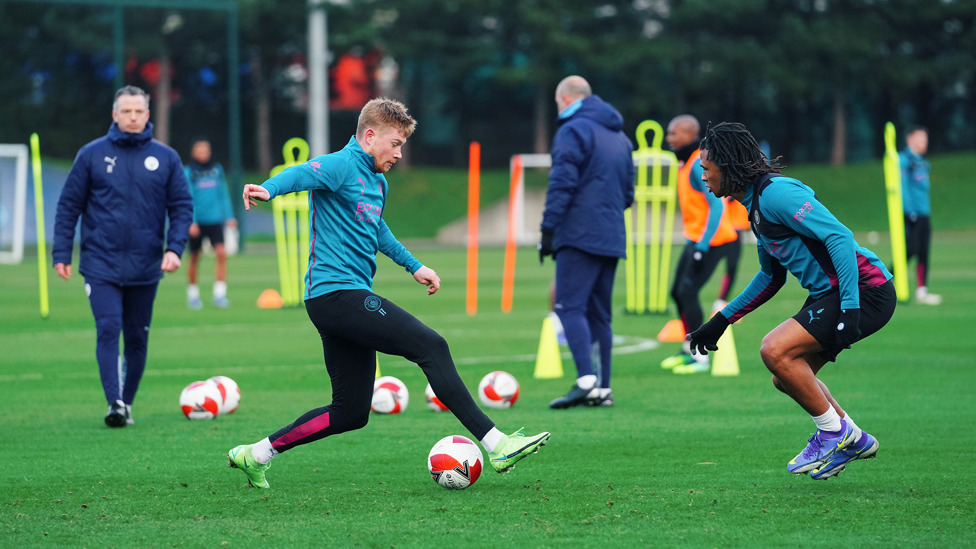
left=357, top=97, right=417, bottom=139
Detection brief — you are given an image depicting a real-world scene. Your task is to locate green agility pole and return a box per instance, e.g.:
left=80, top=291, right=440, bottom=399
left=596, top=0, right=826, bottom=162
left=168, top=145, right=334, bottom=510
left=883, top=122, right=909, bottom=302
left=30, top=133, right=50, bottom=319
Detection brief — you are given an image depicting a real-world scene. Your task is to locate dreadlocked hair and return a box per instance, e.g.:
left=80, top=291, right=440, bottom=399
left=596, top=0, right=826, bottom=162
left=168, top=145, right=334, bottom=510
left=700, top=122, right=784, bottom=194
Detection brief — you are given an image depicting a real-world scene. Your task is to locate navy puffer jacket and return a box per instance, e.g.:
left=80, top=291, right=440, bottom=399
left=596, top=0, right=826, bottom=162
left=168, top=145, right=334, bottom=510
left=541, top=95, right=635, bottom=258
left=53, top=122, right=193, bottom=285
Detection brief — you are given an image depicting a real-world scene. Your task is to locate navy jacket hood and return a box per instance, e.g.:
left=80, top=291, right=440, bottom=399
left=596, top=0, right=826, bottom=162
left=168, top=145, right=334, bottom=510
left=558, top=94, right=625, bottom=134
left=542, top=94, right=635, bottom=258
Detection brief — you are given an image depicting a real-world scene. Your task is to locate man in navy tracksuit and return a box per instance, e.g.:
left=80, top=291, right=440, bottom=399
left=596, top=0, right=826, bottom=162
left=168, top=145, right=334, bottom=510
left=539, top=75, right=635, bottom=409
left=53, top=86, right=193, bottom=428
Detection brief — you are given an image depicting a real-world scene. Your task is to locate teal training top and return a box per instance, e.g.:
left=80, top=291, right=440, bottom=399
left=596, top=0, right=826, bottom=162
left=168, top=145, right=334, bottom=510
left=899, top=147, right=931, bottom=216
left=184, top=161, right=234, bottom=225
left=721, top=176, right=892, bottom=320
left=261, top=136, right=423, bottom=300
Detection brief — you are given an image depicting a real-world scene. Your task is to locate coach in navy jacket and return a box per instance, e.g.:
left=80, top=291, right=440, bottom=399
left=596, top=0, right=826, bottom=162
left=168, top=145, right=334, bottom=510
left=53, top=85, right=193, bottom=428
left=540, top=76, right=635, bottom=409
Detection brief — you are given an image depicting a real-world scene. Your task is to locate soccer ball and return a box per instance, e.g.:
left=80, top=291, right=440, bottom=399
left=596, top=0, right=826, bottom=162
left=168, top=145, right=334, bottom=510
left=425, top=383, right=449, bottom=412
left=478, top=371, right=520, bottom=409
left=427, top=435, right=484, bottom=490
left=371, top=376, right=409, bottom=414
left=179, top=380, right=222, bottom=420
left=208, top=375, right=241, bottom=415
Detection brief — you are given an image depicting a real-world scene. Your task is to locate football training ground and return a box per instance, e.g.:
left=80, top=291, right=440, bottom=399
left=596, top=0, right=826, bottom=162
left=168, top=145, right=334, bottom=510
left=2, top=231, right=973, bottom=547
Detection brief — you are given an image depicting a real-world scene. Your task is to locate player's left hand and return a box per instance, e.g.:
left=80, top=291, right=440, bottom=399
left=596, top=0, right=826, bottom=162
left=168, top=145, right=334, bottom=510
left=413, top=265, right=441, bottom=295
left=161, top=250, right=182, bottom=272
left=834, top=308, right=861, bottom=348
left=54, top=262, right=72, bottom=281
left=687, top=312, right=730, bottom=355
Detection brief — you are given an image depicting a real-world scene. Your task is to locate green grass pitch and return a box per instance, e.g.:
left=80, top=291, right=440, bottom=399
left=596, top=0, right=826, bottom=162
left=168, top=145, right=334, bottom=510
left=2, top=233, right=974, bottom=547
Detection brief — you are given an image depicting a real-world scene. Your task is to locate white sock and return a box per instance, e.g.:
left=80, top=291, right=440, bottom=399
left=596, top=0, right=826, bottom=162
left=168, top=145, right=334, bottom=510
left=187, top=284, right=200, bottom=300
left=251, top=437, right=277, bottom=464
left=214, top=281, right=228, bottom=299
left=681, top=340, right=692, bottom=355
left=843, top=413, right=863, bottom=442
left=548, top=311, right=564, bottom=335
left=480, top=428, right=504, bottom=453
left=599, top=388, right=612, bottom=398
left=812, top=406, right=842, bottom=432
left=576, top=374, right=597, bottom=390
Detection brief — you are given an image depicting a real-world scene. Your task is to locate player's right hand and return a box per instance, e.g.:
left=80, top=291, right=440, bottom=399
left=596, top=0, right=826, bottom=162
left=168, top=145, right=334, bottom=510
left=538, top=230, right=554, bottom=265
left=242, top=184, right=270, bottom=211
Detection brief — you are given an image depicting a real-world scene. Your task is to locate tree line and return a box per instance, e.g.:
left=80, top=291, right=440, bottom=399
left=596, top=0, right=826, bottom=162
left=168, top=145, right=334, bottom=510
left=0, top=0, right=972, bottom=170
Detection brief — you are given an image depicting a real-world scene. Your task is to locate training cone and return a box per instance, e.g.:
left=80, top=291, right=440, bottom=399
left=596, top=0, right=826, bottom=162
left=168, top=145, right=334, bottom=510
left=257, top=288, right=284, bottom=309
left=657, top=319, right=686, bottom=342
left=711, top=324, right=740, bottom=376
left=534, top=316, right=564, bottom=379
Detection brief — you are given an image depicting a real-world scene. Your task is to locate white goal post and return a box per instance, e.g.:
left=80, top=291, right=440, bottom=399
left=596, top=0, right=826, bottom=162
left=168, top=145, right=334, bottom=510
left=0, top=144, right=29, bottom=264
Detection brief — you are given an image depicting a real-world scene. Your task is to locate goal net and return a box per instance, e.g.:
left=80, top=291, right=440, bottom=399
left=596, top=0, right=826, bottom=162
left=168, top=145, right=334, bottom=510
left=0, top=144, right=28, bottom=264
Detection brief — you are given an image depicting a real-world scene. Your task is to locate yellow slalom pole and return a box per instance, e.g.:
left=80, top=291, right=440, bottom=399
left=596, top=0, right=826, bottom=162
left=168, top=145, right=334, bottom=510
left=657, top=162, right=678, bottom=312
left=271, top=199, right=293, bottom=304
left=623, top=169, right=637, bottom=313
left=298, top=196, right=310, bottom=301
left=883, top=122, right=909, bottom=302
left=30, top=133, right=49, bottom=319
left=634, top=152, right=649, bottom=314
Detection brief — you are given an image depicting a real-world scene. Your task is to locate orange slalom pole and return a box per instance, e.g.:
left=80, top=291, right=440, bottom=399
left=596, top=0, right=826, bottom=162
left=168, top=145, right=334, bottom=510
left=501, top=155, right=522, bottom=313
left=466, top=142, right=480, bottom=316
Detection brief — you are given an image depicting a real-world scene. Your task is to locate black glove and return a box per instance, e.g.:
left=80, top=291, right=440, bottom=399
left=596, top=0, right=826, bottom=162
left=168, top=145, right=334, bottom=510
left=834, top=308, right=861, bottom=348
left=686, top=313, right=730, bottom=355
left=539, top=229, right=554, bottom=264
left=691, top=249, right=706, bottom=272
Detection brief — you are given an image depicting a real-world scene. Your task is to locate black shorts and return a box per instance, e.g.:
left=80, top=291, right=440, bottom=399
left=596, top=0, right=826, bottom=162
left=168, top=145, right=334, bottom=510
left=188, top=224, right=224, bottom=253
left=793, top=279, right=896, bottom=362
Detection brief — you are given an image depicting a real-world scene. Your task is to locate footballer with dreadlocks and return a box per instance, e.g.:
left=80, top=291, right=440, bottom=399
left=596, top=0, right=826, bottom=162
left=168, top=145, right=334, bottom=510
left=687, top=122, right=897, bottom=480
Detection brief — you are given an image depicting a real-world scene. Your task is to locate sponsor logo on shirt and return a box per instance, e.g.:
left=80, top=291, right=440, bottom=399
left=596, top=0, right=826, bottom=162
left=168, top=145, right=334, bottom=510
left=794, top=202, right=814, bottom=223
left=356, top=201, right=382, bottom=224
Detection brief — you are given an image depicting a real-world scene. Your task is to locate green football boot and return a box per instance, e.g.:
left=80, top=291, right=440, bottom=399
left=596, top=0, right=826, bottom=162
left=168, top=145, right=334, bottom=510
left=228, top=444, right=271, bottom=489
left=672, top=359, right=710, bottom=375
left=660, top=352, right=693, bottom=370
left=489, top=429, right=551, bottom=473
